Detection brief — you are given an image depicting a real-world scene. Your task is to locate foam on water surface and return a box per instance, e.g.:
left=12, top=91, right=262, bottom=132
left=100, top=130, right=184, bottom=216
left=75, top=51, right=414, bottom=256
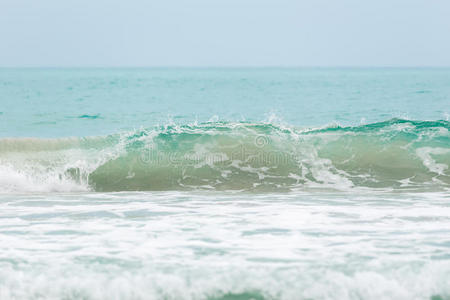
left=0, top=191, right=449, bottom=300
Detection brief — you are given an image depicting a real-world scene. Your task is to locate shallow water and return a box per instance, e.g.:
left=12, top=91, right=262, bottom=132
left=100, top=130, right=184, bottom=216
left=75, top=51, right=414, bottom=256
left=0, top=68, right=449, bottom=299
left=1, top=191, right=450, bottom=299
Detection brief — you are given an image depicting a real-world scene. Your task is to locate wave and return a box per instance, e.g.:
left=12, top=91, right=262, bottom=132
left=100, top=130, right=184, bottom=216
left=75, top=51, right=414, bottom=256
left=0, top=119, right=449, bottom=193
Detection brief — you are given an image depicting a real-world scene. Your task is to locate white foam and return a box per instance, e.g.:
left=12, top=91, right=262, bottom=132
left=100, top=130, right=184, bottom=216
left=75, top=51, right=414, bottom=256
left=416, top=147, right=450, bottom=175
left=0, top=163, right=88, bottom=193
left=1, top=262, right=449, bottom=300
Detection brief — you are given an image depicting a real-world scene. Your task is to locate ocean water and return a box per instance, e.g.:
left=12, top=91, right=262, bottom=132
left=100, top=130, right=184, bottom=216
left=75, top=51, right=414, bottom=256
left=0, top=68, right=449, bottom=300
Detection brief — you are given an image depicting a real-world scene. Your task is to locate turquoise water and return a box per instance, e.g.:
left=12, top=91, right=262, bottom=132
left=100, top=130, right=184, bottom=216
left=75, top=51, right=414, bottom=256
left=1, top=68, right=449, bottom=137
left=0, top=68, right=450, bottom=299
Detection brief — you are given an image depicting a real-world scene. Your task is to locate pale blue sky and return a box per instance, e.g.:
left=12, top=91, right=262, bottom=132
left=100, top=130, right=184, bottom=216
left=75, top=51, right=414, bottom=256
left=1, top=0, right=449, bottom=67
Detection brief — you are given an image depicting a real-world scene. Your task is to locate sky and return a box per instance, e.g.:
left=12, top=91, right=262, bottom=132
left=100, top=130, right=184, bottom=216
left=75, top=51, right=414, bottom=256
left=1, top=0, right=450, bottom=67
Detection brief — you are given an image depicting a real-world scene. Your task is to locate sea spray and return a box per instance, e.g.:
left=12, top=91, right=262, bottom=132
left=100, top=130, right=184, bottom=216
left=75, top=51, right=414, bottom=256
left=0, top=119, right=448, bottom=193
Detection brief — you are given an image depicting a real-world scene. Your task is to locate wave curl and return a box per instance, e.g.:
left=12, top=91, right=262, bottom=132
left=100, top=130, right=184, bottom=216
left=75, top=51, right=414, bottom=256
left=0, top=119, right=449, bottom=192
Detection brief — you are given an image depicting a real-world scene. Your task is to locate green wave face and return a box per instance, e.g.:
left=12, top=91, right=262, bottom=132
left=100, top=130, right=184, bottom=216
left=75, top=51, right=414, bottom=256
left=0, top=119, right=449, bottom=192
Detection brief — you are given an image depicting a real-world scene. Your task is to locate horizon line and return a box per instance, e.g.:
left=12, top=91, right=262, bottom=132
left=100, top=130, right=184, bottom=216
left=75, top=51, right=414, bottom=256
left=1, top=65, right=450, bottom=69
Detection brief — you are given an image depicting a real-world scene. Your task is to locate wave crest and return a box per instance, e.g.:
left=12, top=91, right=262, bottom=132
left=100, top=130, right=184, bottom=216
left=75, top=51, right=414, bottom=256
left=0, top=119, right=449, bottom=193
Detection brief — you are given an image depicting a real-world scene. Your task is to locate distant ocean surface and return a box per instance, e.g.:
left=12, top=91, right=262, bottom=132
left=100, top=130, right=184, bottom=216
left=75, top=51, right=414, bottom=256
left=0, top=68, right=449, bottom=300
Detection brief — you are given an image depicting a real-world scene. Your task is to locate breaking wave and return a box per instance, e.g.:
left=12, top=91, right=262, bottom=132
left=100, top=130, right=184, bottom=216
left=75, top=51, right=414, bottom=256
left=0, top=119, right=449, bottom=192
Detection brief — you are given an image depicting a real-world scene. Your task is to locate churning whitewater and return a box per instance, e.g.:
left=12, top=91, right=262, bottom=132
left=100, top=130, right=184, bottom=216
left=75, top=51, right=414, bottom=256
left=1, top=118, right=449, bottom=193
